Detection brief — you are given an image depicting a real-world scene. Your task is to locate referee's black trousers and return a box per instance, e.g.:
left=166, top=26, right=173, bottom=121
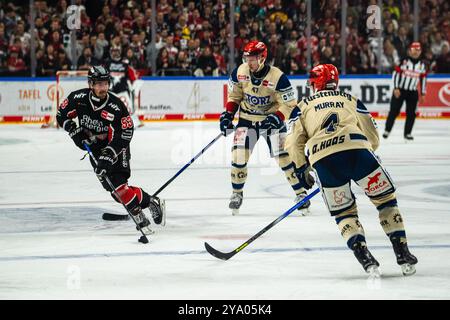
left=385, top=89, right=419, bottom=136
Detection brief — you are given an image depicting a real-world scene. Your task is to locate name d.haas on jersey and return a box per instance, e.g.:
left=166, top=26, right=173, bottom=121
left=311, top=135, right=345, bottom=155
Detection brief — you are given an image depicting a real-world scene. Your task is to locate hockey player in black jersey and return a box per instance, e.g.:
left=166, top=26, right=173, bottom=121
left=56, top=66, right=164, bottom=233
left=106, top=46, right=144, bottom=128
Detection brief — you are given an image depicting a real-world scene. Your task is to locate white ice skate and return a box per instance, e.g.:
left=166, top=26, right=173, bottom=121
left=295, top=192, right=311, bottom=216
left=229, top=192, right=243, bottom=216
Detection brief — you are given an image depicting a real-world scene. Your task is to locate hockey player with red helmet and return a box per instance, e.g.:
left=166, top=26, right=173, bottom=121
left=220, top=40, right=314, bottom=215
left=285, top=64, right=418, bottom=276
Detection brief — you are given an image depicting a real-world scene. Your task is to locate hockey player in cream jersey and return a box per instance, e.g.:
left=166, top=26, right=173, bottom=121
left=285, top=64, right=417, bottom=275
left=219, top=40, right=313, bottom=215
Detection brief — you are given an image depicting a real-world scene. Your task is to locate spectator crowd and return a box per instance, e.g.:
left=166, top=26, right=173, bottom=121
left=0, top=0, right=449, bottom=77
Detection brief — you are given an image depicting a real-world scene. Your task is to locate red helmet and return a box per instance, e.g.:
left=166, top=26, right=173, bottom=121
left=242, top=40, right=267, bottom=71
left=308, top=64, right=339, bottom=92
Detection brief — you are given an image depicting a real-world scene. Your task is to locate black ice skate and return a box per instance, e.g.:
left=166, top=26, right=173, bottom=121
left=352, top=242, right=380, bottom=275
left=382, top=131, right=390, bottom=139
left=149, top=197, right=166, bottom=226
left=404, top=134, right=414, bottom=142
left=295, top=192, right=311, bottom=216
left=391, top=237, right=418, bottom=276
left=229, top=192, right=243, bottom=216
left=131, top=206, right=154, bottom=235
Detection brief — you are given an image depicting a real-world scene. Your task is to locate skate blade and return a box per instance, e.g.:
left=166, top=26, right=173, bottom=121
left=401, top=263, right=416, bottom=276
left=299, top=207, right=311, bottom=216
left=366, top=265, right=382, bottom=277
left=160, top=199, right=166, bottom=227
left=232, top=208, right=239, bottom=216
left=141, top=226, right=155, bottom=235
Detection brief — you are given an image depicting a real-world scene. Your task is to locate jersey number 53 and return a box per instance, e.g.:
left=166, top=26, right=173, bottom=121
left=121, top=116, right=133, bottom=129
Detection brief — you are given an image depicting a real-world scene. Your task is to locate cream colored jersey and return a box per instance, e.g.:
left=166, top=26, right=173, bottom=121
left=227, top=64, right=297, bottom=122
left=285, top=90, right=379, bottom=168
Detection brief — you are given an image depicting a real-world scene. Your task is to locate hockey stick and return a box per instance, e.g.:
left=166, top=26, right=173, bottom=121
left=102, top=132, right=224, bottom=221
left=204, top=187, right=320, bottom=260
left=152, top=132, right=224, bottom=197
left=83, top=143, right=150, bottom=244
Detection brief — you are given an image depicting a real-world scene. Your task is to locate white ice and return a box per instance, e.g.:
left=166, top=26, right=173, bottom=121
left=0, top=120, right=449, bottom=299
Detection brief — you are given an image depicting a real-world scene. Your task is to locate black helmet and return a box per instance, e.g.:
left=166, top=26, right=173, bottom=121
left=88, top=65, right=111, bottom=84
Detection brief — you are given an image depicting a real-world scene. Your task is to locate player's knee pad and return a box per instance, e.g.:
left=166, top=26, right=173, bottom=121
left=379, top=206, right=406, bottom=238
left=335, top=210, right=366, bottom=248
left=355, top=165, right=395, bottom=199
left=232, top=145, right=251, bottom=166
left=113, top=183, right=139, bottom=209
left=321, top=183, right=356, bottom=215
left=370, top=192, right=398, bottom=211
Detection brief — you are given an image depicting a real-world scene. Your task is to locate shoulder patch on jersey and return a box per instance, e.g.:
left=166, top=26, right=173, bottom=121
left=275, top=73, right=292, bottom=91
left=276, top=74, right=296, bottom=102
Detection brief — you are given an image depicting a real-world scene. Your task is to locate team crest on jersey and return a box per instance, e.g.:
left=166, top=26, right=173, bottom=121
left=101, top=110, right=115, bottom=121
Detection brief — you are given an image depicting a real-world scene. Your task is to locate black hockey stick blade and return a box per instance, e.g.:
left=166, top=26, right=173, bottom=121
left=204, top=188, right=320, bottom=261
left=204, top=242, right=240, bottom=261
left=102, top=212, right=130, bottom=221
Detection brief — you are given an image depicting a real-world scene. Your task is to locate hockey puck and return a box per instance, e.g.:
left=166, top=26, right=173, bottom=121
left=138, top=236, right=148, bottom=244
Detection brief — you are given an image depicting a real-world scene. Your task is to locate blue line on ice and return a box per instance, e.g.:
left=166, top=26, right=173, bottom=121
left=0, top=244, right=448, bottom=262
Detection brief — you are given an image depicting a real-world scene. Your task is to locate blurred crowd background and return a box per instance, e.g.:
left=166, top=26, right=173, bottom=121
left=0, top=0, right=449, bottom=77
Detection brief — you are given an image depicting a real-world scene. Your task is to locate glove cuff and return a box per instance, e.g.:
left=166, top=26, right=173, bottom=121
left=225, top=101, right=239, bottom=114
left=275, top=111, right=285, bottom=121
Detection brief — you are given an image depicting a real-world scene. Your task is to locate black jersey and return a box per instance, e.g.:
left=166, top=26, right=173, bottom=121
left=56, top=88, right=134, bottom=156
left=106, top=59, right=137, bottom=94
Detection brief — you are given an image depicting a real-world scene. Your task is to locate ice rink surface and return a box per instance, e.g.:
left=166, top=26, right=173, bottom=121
left=0, top=119, right=449, bottom=300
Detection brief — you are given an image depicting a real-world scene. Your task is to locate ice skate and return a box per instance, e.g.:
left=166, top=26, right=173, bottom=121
left=131, top=206, right=154, bottom=235
left=404, top=134, right=414, bottom=142
left=391, top=237, right=418, bottom=276
left=229, top=192, right=243, bottom=215
left=149, top=197, right=166, bottom=226
left=382, top=131, right=390, bottom=139
left=295, top=192, right=311, bottom=216
left=352, top=242, right=380, bottom=274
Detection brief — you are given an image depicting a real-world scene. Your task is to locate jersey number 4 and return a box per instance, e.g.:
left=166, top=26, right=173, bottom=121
left=322, top=113, right=339, bottom=134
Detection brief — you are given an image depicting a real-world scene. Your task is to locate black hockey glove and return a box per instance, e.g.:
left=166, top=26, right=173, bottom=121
left=259, top=113, right=284, bottom=134
left=95, top=148, right=116, bottom=177
left=219, top=111, right=235, bottom=136
left=295, top=164, right=315, bottom=190
left=68, top=123, right=90, bottom=151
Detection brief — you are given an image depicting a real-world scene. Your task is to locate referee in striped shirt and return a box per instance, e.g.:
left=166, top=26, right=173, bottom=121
left=383, top=42, right=427, bottom=141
